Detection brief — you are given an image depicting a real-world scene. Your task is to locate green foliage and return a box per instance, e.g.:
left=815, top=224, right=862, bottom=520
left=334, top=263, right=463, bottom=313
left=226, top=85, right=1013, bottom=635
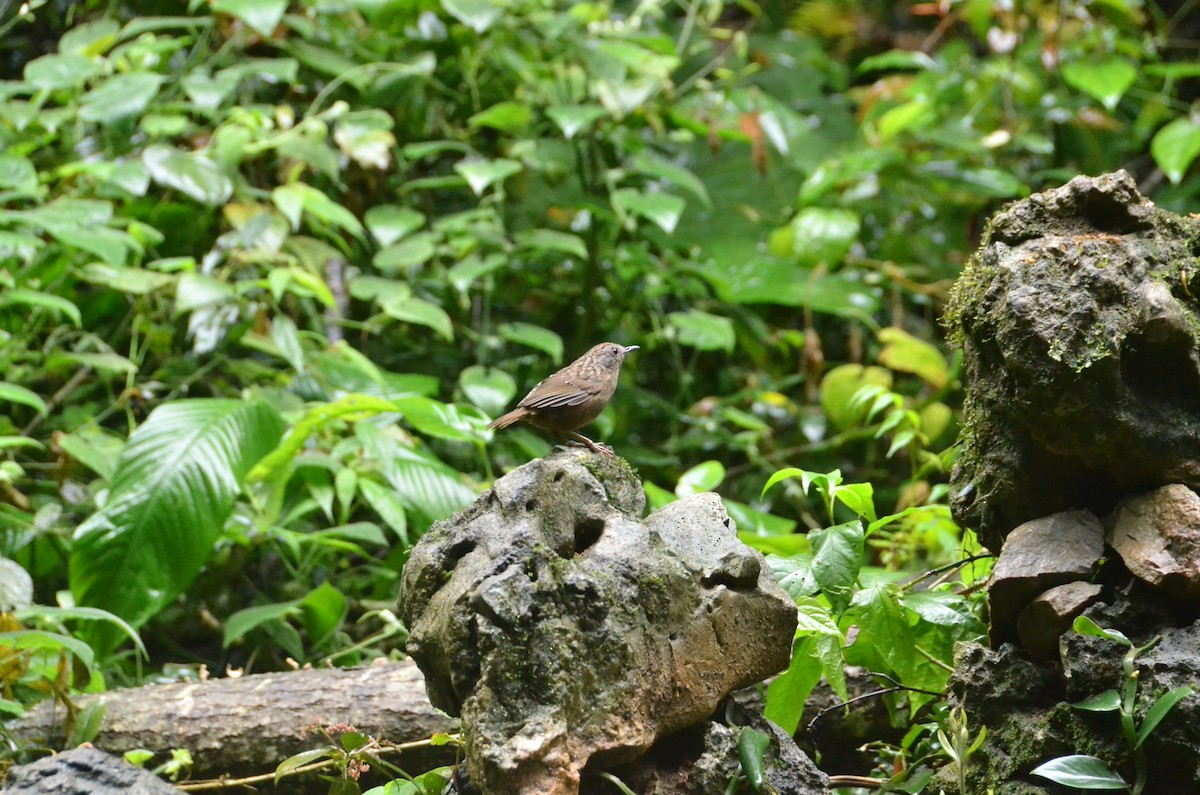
left=761, top=467, right=985, bottom=736
left=1031, top=619, right=1195, bottom=794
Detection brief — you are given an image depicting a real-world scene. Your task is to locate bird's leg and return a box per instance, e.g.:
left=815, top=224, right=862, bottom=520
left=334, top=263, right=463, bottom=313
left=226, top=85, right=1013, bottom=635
left=564, top=431, right=614, bottom=455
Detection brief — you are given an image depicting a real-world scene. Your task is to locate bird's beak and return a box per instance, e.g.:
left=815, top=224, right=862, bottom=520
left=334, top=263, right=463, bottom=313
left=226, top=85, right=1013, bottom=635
left=624, top=345, right=640, bottom=354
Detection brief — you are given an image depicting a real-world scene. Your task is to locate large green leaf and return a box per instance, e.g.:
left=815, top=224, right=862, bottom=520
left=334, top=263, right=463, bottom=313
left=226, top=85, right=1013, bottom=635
left=144, top=145, right=232, bottom=206
left=1062, top=57, right=1136, bottom=111
left=667, top=309, right=735, bottom=352
left=1151, top=117, right=1200, bottom=184
left=1030, top=755, right=1128, bottom=789
left=355, top=422, right=476, bottom=532
left=24, top=53, right=102, bottom=90
left=78, top=73, right=164, bottom=124
left=212, top=0, right=287, bottom=36
left=70, top=400, right=285, bottom=655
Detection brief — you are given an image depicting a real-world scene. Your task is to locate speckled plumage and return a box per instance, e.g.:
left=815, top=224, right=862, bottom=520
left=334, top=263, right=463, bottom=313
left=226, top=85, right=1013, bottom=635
left=487, top=342, right=638, bottom=454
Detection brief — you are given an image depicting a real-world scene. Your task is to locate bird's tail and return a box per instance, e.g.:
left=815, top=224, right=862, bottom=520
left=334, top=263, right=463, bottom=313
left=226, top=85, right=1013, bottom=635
left=486, top=407, right=531, bottom=430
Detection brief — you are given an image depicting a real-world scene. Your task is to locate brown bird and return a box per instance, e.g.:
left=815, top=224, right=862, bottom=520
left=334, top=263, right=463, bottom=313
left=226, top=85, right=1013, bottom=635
left=486, top=342, right=639, bottom=455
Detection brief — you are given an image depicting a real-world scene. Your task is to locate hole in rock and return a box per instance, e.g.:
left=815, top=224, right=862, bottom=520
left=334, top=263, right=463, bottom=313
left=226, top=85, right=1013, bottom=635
left=525, top=499, right=538, bottom=512
left=553, top=470, right=565, bottom=483
left=573, top=516, right=605, bottom=555
left=443, top=539, right=476, bottom=571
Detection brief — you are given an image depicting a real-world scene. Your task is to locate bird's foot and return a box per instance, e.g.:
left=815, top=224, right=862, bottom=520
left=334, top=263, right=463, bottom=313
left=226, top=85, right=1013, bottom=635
left=565, top=433, right=615, bottom=455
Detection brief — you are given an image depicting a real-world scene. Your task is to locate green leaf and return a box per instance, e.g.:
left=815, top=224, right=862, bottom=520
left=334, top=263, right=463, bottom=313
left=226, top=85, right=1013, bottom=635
left=455, top=158, right=522, bottom=195
left=0, top=630, right=95, bottom=674
left=0, top=289, right=81, bottom=327
left=382, top=294, right=454, bottom=340
left=1072, top=616, right=1131, bottom=646
left=1030, top=755, right=1129, bottom=789
left=1072, top=690, right=1121, bottom=713
left=1135, top=686, right=1193, bottom=747
left=441, top=0, right=503, bottom=32
left=809, top=520, right=863, bottom=614
left=82, top=263, right=173, bottom=294
left=0, top=559, right=32, bottom=611
left=613, top=188, right=686, bottom=233
left=24, top=53, right=103, bottom=89
left=273, top=184, right=363, bottom=236
left=374, top=233, right=438, bottom=272
left=470, top=101, right=533, bottom=131
left=514, top=229, right=587, bottom=259
left=181, top=70, right=241, bottom=111
left=761, top=467, right=837, bottom=498
left=71, top=400, right=285, bottom=656
left=274, top=748, right=333, bottom=783
left=736, top=727, right=771, bottom=791
left=0, top=154, right=36, bottom=195
left=68, top=701, right=107, bottom=747
left=764, top=634, right=823, bottom=733
left=365, top=205, right=425, bottom=247
left=0, top=383, right=47, bottom=415
left=224, top=600, right=301, bottom=648
left=459, top=366, right=517, bottom=417
left=777, top=208, right=860, bottom=267
left=666, top=309, right=735, bottom=352
left=335, top=109, right=396, bottom=169
left=56, top=426, right=126, bottom=479
left=546, top=105, right=607, bottom=139
left=448, top=253, right=507, bottom=291
left=833, top=481, right=876, bottom=522
left=301, top=582, right=347, bottom=645
left=79, top=73, right=164, bottom=124
left=498, top=322, right=563, bottom=363
left=630, top=153, right=711, bottom=208
left=699, top=258, right=880, bottom=316
left=856, top=49, right=936, bottom=74
left=271, top=315, right=306, bottom=372
left=144, top=145, right=232, bottom=206
left=851, top=583, right=917, bottom=680
left=393, top=396, right=480, bottom=442
left=13, top=605, right=146, bottom=657
left=820, top=364, right=893, bottom=431
left=1062, top=57, right=1137, bottom=111
left=59, top=352, right=139, bottom=376
left=876, top=327, right=948, bottom=388
left=45, top=225, right=132, bottom=266
left=675, top=460, right=726, bottom=496
left=213, top=0, right=287, bottom=36
left=355, top=422, right=476, bottom=530
left=769, top=552, right=818, bottom=601
left=359, top=479, right=409, bottom=544
left=1151, top=117, right=1200, bottom=184
left=59, top=18, right=119, bottom=55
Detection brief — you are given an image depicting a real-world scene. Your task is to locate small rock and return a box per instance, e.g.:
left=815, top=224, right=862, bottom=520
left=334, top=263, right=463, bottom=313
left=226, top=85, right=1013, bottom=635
left=988, top=510, right=1104, bottom=644
left=1016, top=581, right=1103, bottom=659
left=1106, top=484, right=1200, bottom=600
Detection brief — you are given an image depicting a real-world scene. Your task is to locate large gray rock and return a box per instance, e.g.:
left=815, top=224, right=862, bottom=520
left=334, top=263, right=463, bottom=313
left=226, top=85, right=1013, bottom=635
left=945, top=171, right=1200, bottom=549
left=398, top=449, right=798, bottom=795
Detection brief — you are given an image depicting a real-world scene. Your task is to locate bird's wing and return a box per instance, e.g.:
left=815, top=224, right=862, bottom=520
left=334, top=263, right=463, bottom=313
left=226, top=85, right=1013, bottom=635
left=517, top=375, right=597, bottom=409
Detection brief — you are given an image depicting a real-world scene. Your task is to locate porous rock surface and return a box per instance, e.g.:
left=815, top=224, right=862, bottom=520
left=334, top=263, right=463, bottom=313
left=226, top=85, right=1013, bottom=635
left=2, top=746, right=180, bottom=794
left=398, top=448, right=798, bottom=795
left=945, top=170, right=1200, bottom=550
